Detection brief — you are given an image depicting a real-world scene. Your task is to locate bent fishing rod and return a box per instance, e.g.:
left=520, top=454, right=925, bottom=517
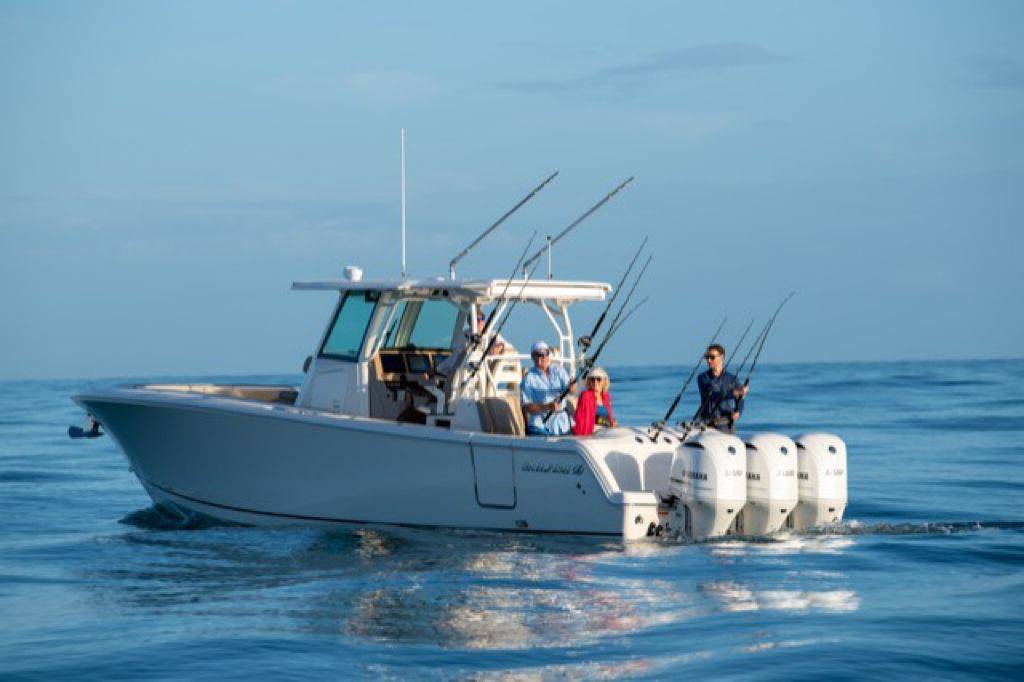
left=649, top=317, right=727, bottom=441
left=449, top=171, right=558, bottom=279
left=541, top=256, right=652, bottom=424
left=522, top=176, right=635, bottom=274
left=579, top=236, right=648, bottom=352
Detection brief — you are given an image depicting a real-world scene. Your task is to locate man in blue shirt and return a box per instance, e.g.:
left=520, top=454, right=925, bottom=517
left=696, top=344, right=749, bottom=433
left=521, top=341, right=576, bottom=436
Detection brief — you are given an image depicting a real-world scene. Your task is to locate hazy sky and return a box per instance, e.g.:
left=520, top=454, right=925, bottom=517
left=1, top=1, right=1022, bottom=380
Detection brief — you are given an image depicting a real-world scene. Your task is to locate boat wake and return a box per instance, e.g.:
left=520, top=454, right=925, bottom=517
left=807, top=519, right=1024, bottom=536
left=698, top=519, right=1024, bottom=546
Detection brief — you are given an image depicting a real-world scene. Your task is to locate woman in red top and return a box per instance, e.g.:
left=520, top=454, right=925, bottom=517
left=573, top=367, right=617, bottom=436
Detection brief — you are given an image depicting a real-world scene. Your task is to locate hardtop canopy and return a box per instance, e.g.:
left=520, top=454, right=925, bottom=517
left=292, top=278, right=610, bottom=304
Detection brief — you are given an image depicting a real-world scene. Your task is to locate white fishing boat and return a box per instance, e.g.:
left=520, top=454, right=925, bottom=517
left=74, top=272, right=676, bottom=539
left=70, top=150, right=847, bottom=541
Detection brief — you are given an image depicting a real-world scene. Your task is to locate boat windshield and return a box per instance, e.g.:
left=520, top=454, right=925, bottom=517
left=383, top=299, right=460, bottom=351
left=320, top=290, right=380, bottom=361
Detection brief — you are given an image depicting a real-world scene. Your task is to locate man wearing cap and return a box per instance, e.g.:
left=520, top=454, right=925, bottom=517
left=521, top=341, right=576, bottom=436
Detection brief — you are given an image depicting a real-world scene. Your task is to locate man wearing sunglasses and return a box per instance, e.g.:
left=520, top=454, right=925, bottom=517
left=521, top=341, right=576, bottom=436
left=696, top=344, right=749, bottom=433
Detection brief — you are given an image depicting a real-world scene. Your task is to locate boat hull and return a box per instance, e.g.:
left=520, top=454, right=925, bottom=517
left=76, top=389, right=661, bottom=539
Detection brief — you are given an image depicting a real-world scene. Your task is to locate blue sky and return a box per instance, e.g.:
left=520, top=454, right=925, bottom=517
left=1, top=1, right=1022, bottom=380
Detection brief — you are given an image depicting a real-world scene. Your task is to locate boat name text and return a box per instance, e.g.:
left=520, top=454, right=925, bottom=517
left=521, top=461, right=585, bottom=476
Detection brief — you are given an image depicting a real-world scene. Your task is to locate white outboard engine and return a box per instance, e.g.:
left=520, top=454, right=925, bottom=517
left=735, top=433, right=799, bottom=535
left=666, top=429, right=747, bottom=541
left=791, top=433, right=848, bottom=530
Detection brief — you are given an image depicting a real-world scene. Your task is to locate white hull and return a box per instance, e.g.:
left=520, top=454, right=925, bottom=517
left=77, top=388, right=671, bottom=540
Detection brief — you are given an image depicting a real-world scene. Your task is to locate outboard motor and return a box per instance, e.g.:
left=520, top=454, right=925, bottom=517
left=735, top=433, right=799, bottom=535
left=791, top=433, right=848, bottom=530
left=666, top=429, right=747, bottom=541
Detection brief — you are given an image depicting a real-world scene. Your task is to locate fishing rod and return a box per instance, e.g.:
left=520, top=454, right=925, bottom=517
left=732, top=320, right=770, bottom=382
left=605, top=295, right=649, bottom=342
left=459, top=230, right=538, bottom=363
left=459, top=258, right=544, bottom=392
left=574, top=258, right=650, bottom=378
left=540, top=296, right=650, bottom=426
left=692, top=317, right=755, bottom=426
left=588, top=255, right=651, bottom=358
left=703, top=292, right=795, bottom=432
left=578, top=236, right=648, bottom=352
left=742, top=291, right=795, bottom=386
left=541, top=256, right=652, bottom=424
left=522, top=176, right=635, bottom=274
left=649, top=317, right=727, bottom=441
left=448, top=171, right=559, bottom=279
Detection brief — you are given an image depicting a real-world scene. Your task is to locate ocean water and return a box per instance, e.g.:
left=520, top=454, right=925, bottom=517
left=1, top=360, right=1022, bottom=680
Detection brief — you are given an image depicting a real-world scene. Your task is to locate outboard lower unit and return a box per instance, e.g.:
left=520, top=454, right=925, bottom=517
left=791, top=433, right=848, bottom=530
left=735, top=433, right=799, bottom=535
left=666, top=429, right=747, bottom=541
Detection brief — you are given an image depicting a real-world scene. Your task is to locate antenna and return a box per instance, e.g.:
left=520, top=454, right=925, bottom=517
left=448, top=170, right=559, bottom=279
left=400, top=129, right=407, bottom=279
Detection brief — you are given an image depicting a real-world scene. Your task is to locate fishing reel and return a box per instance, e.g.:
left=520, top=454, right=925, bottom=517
left=578, top=335, right=593, bottom=351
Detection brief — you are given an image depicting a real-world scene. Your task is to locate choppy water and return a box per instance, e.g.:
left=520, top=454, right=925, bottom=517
left=2, top=360, right=1023, bottom=679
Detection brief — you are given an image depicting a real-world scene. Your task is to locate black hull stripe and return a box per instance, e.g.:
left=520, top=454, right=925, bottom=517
left=143, top=479, right=620, bottom=538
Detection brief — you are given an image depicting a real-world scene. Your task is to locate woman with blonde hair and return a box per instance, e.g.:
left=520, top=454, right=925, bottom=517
left=572, top=367, right=617, bottom=436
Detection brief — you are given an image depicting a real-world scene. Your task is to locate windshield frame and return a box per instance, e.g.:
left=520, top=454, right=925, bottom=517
left=318, top=290, right=381, bottom=362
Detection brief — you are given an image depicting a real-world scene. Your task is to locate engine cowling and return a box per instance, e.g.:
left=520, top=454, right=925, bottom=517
left=791, top=433, right=848, bottom=530
left=735, top=433, right=799, bottom=535
left=666, top=429, right=747, bottom=541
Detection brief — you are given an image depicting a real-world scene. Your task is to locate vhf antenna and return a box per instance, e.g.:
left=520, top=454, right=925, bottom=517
left=448, top=171, right=559, bottom=279
left=400, top=129, right=407, bottom=279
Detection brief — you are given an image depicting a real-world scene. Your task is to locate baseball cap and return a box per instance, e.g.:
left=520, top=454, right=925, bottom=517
left=530, top=341, right=550, bottom=356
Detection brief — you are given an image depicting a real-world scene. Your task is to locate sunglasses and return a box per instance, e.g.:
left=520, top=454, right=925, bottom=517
left=705, top=354, right=721, bottom=360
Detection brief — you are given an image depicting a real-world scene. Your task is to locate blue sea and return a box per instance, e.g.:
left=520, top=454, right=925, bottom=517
left=1, top=360, right=1022, bottom=680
